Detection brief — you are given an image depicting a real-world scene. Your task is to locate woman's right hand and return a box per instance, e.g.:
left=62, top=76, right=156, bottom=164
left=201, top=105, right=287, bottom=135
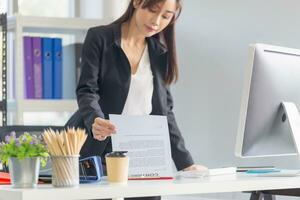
left=92, top=117, right=116, bottom=141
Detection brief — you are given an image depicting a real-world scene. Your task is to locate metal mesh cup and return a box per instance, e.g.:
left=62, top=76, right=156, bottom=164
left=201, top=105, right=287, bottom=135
left=51, top=155, right=79, bottom=187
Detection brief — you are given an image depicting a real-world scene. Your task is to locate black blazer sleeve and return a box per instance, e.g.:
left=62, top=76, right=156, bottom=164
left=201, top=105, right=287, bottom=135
left=76, top=28, right=105, bottom=135
left=166, top=86, right=194, bottom=171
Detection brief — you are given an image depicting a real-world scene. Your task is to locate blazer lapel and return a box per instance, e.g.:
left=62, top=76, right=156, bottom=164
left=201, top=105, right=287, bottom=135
left=147, top=37, right=168, bottom=115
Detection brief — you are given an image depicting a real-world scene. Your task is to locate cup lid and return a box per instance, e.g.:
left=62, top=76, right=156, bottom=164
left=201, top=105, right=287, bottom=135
left=106, top=151, right=128, bottom=157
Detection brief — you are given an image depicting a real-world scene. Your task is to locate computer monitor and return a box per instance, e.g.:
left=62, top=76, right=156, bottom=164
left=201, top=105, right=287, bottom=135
left=235, top=43, right=300, bottom=157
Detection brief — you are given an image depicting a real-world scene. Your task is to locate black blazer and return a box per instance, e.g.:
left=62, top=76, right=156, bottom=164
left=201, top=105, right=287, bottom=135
left=65, top=22, right=194, bottom=171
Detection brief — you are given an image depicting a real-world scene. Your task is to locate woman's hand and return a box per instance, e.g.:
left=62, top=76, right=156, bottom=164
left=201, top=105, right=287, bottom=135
left=92, top=117, right=116, bottom=141
left=182, top=164, right=208, bottom=171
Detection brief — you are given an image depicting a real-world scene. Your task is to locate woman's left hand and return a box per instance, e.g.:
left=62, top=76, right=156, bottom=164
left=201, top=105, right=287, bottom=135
left=182, top=164, right=208, bottom=171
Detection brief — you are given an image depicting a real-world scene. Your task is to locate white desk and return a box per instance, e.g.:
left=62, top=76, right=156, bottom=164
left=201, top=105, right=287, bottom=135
left=0, top=174, right=300, bottom=200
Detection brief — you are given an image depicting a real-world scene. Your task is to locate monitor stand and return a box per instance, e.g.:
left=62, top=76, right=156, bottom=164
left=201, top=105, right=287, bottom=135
left=281, top=102, right=300, bottom=155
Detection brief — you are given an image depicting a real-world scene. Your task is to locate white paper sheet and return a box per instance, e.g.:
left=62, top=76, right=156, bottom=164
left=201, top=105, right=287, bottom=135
left=109, top=114, right=173, bottom=178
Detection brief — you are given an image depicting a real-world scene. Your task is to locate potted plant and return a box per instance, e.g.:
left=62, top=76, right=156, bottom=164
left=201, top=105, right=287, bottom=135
left=0, top=131, right=49, bottom=188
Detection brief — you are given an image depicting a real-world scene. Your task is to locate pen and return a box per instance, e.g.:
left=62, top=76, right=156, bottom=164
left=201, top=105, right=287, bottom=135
left=236, top=166, right=275, bottom=172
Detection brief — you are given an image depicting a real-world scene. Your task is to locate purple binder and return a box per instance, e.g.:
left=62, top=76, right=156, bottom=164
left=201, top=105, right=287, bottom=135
left=23, top=36, right=34, bottom=99
left=32, top=37, right=43, bottom=99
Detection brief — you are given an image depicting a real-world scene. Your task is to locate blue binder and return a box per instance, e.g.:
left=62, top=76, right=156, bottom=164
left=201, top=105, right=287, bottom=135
left=53, top=38, right=62, bottom=99
left=42, top=38, right=53, bottom=99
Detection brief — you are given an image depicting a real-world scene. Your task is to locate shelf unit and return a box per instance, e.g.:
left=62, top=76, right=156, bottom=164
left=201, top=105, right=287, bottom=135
left=6, top=14, right=111, bottom=124
left=0, top=13, right=7, bottom=126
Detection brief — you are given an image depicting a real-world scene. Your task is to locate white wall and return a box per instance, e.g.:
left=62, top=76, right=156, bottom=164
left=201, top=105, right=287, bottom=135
left=77, top=0, right=129, bottom=20
left=0, top=0, right=7, bottom=12
left=175, top=0, right=300, bottom=168
left=18, top=0, right=71, bottom=17
left=77, top=0, right=104, bottom=19
left=173, top=0, right=300, bottom=199
left=173, top=1, right=300, bottom=199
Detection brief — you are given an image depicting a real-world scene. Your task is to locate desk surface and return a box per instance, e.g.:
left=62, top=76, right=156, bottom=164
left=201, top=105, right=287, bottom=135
left=1, top=174, right=300, bottom=200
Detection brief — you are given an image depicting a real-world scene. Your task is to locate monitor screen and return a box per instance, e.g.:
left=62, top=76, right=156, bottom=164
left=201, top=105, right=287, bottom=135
left=235, top=43, right=300, bottom=157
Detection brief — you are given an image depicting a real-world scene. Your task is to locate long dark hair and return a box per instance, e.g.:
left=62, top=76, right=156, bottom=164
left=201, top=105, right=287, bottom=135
left=113, top=0, right=182, bottom=85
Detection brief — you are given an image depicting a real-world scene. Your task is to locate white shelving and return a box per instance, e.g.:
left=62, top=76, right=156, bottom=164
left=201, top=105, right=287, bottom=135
left=8, top=99, right=78, bottom=112
left=7, top=15, right=110, bottom=33
left=7, top=14, right=111, bottom=124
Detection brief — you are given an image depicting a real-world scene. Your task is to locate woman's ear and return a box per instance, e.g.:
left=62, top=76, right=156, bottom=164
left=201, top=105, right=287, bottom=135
left=133, top=0, right=143, bottom=8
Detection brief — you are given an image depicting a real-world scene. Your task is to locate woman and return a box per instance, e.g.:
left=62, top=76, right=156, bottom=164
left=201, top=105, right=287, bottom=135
left=66, top=0, right=207, bottom=199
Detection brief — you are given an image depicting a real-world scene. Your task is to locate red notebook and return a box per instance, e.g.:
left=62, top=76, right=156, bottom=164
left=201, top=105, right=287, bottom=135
left=0, top=172, right=46, bottom=184
left=0, top=172, right=11, bottom=184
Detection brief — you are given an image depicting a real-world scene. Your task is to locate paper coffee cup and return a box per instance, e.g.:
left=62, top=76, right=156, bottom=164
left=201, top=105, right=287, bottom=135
left=105, top=151, right=129, bottom=184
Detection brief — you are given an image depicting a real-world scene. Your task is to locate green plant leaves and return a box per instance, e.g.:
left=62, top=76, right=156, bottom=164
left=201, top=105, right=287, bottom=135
left=0, top=132, right=49, bottom=167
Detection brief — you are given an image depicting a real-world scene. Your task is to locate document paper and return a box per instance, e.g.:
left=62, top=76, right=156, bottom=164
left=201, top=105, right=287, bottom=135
left=109, top=114, right=173, bottom=178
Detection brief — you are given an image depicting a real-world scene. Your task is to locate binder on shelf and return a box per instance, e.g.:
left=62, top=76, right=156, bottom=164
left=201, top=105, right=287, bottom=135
left=53, top=38, right=62, bottom=99
left=32, top=37, right=42, bottom=99
left=62, top=43, right=76, bottom=99
left=42, top=37, right=53, bottom=99
left=23, top=36, right=34, bottom=99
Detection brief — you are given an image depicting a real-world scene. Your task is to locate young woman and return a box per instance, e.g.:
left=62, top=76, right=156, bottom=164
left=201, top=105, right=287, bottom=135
left=66, top=0, right=207, bottom=198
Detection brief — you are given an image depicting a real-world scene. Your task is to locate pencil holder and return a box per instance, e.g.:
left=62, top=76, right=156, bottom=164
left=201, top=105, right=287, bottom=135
left=51, top=155, right=79, bottom=187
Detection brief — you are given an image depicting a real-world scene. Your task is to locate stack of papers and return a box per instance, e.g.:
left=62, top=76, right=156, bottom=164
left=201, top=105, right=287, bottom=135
left=178, top=170, right=208, bottom=178
left=109, top=114, right=174, bottom=179
left=209, top=167, right=237, bottom=176
left=178, top=167, right=237, bottom=178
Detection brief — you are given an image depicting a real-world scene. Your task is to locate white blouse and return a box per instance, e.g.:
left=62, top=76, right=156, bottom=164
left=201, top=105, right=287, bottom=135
left=122, top=44, right=153, bottom=115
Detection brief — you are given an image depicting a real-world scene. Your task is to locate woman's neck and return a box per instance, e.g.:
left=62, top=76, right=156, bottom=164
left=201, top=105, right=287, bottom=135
left=121, top=19, right=146, bottom=47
